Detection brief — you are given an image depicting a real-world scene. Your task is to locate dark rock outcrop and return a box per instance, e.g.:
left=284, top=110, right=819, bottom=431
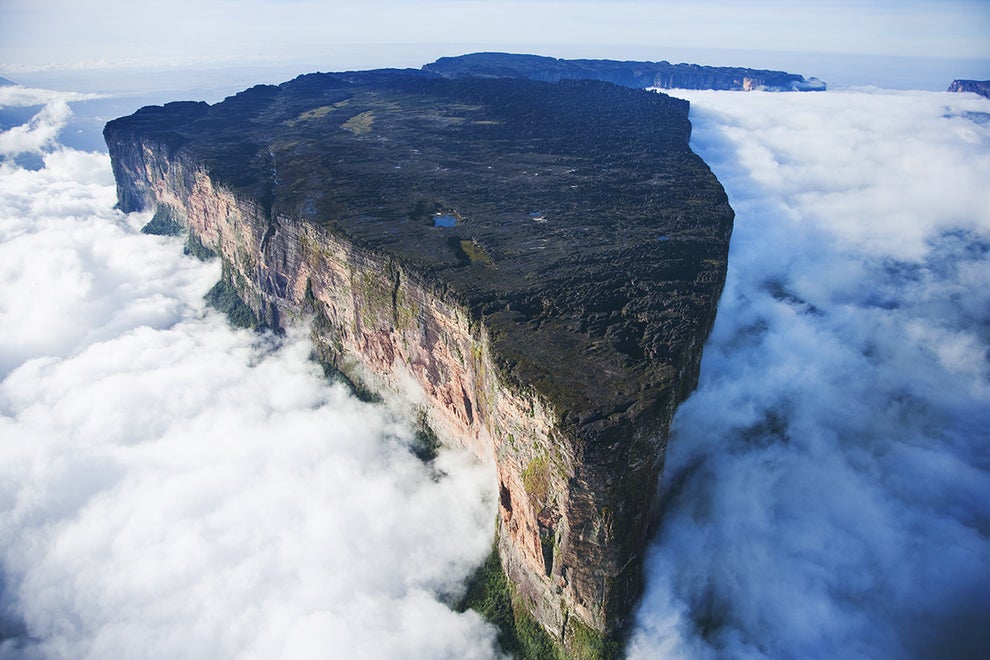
left=424, top=52, right=826, bottom=91
left=948, top=79, right=990, bottom=99
left=104, top=68, right=732, bottom=657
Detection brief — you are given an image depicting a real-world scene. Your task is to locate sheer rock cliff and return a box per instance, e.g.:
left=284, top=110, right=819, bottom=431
left=104, top=68, right=733, bottom=656
left=948, top=79, right=990, bottom=99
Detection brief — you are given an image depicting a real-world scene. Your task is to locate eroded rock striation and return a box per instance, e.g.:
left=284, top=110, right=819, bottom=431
left=425, top=52, right=826, bottom=91
left=104, top=68, right=732, bottom=656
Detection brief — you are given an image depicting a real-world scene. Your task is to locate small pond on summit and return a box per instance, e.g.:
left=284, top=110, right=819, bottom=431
left=433, top=214, right=458, bottom=228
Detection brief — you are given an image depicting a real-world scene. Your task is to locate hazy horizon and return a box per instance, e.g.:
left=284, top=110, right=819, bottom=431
left=4, top=46, right=990, bottom=95
left=2, top=1, right=989, bottom=658
left=2, top=0, right=989, bottom=96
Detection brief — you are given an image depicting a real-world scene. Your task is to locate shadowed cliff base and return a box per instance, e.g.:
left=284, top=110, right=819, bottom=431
left=104, top=63, right=733, bottom=657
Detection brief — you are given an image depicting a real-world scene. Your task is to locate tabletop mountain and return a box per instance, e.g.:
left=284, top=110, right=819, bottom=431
left=104, top=66, right=732, bottom=658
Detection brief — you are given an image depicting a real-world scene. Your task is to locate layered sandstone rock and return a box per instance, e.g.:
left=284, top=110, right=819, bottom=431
left=105, top=68, right=732, bottom=656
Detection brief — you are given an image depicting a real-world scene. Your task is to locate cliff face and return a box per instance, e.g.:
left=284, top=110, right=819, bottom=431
left=105, top=69, right=732, bottom=655
left=948, top=79, right=990, bottom=99
left=424, top=52, right=826, bottom=91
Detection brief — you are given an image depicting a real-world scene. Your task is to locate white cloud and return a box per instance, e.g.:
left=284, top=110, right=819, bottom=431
left=0, top=101, right=70, bottom=156
left=0, top=87, right=103, bottom=157
left=0, top=94, right=499, bottom=659
left=0, top=86, right=101, bottom=107
left=628, top=89, right=990, bottom=658
left=4, top=79, right=990, bottom=660
left=0, top=149, right=210, bottom=378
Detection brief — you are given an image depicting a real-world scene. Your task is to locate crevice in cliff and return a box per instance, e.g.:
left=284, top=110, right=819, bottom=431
left=461, top=386, right=475, bottom=425
left=260, top=218, right=278, bottom=257
left=539, top=522, right=555, bottom=577
left=389, top=264, right=402, bottom=327
left=500, top=483, right=513, bottom=515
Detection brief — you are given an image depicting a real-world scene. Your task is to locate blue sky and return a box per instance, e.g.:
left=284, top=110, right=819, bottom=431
left=2, top=0, right=988, bottom=74
left=2, top=2, right=989, bottom=657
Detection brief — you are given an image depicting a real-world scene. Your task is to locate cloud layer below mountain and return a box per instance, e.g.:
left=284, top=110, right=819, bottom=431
left=629, top=88, right=990, bottom=659
left=0, top=88, right=499, bottom=660
left=2, top=82, right=989, bottom=660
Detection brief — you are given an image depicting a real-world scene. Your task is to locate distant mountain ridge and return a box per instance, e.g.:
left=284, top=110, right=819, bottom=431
left=0, top=76, right=16, bottom=86
left=424, top=52, right=826, bottom=92
left=948, top=79, right=990, bottom=99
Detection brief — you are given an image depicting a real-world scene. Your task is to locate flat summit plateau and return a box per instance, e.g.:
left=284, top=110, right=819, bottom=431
left=106, top=67, right=733, bottom=656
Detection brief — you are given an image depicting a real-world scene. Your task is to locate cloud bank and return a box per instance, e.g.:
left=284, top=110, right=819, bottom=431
left=3, top=80, right=989, bottom=660
left=0, top=92, right=499, bottom=659
left=0, top=86, right=102, bottom=157
left=629, top=89, right=990, bottom=658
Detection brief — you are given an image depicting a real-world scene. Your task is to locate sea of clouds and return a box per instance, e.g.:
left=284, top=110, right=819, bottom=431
left=1, top=79, right=988, bottom=659
left=629, top=89, right=990, bottom=659
left=0, top=85, right=500, bottom=659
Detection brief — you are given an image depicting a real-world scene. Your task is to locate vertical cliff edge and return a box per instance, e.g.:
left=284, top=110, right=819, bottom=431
left=104, top=69, right=733, bottom=657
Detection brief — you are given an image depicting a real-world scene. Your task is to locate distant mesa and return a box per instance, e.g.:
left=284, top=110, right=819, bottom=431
left=948, top=79, right=990, bottom=99
left=424, top=52, right=826, bottom=92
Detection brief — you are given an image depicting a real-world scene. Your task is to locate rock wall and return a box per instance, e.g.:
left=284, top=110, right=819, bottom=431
left=106, top=136, right=694, bottom=652
left=948, top=79, right=990, bottom=99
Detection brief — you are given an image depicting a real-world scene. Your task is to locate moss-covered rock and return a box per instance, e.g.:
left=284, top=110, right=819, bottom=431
left=205, top=276, right=259, bottom=329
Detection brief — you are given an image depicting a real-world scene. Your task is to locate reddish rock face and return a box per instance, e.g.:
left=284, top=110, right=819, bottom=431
left=105, top=69, right=732, bottom=655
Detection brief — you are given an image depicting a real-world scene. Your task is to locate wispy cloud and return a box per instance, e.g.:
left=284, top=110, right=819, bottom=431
left=2, top=81, right=989, bottom=659
left=0, top=87, right=102, bottom=157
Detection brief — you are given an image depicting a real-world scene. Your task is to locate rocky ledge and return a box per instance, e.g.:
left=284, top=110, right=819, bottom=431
left=104, top=68, right=732, bottom=657
left=425, top=52, right=826, bottom=91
